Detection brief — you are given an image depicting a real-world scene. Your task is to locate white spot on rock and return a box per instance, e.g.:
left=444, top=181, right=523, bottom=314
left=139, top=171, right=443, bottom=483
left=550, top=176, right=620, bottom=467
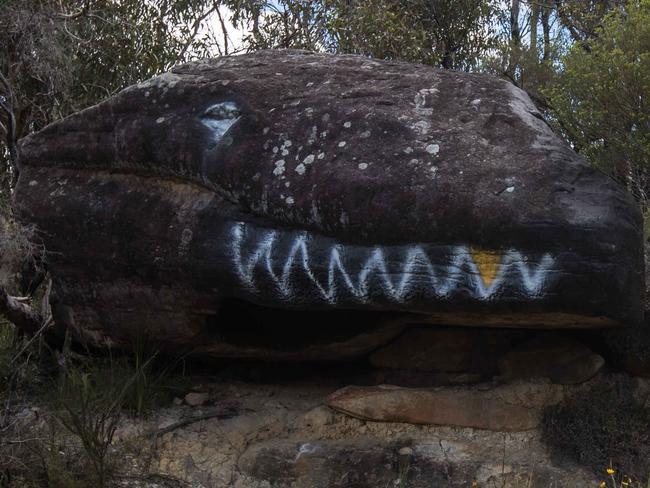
left=317, top=152, right=325, bottom=160
left=358, top=163, right=368, bottom=170
left=273, top=160, right=286, bottom=176
left=426, top=143, right=440, bottom=155
left=286, top=196, right=294, bottom=205
left=304, top=154, right=315, bottom=165
left=338, top=141, right=347, bottom=148
left=404, top=147, right=413, bottom=154
left=263, top=127, right=270, bottom=135
left=28, top=180, right=38, bottom=186
left=156, top=117, right=166, bottom=124
left=343, top=121, right=352, bottom=128
left=413, top=120, right=430, bottom=135
left=360, top=130, right=371, bottom=138
left=308, top=126, right=318, bottom=144
left=295, top=163, right=306, bottom=175
left=415, top=88, right=439, bottom=108
left=505, top=186, right=515, bottom=193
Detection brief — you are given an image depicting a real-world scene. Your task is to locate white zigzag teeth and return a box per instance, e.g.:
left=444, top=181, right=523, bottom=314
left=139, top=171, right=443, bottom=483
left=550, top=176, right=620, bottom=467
left=230, top=222, right=555, bottom=304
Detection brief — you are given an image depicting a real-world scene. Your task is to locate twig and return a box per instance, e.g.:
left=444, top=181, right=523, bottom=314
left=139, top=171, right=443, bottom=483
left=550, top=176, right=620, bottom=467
left=10, top=316, right=52, bottom=364
left=148, top=408, right=241, bottom=439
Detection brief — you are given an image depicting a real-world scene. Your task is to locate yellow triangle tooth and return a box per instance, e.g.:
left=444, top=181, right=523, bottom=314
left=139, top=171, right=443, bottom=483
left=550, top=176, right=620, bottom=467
left=470, top=247, right=503, bottom=287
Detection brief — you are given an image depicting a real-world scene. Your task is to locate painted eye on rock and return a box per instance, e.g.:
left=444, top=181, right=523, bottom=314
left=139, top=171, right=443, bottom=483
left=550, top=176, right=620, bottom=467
left=200, top=101, right=241, bottom=144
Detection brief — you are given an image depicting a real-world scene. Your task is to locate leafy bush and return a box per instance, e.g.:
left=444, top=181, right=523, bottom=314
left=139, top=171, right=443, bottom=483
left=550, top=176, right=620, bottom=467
left=542, top=376, right=650, bottom=480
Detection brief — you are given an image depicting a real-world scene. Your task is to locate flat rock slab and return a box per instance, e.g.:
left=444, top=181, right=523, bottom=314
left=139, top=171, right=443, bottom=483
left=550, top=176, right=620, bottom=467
left=237, top=438, right=596, bottom=488
left=15, top=50, right=644, bottom=356
left=325, top=382, right=564, bottom=431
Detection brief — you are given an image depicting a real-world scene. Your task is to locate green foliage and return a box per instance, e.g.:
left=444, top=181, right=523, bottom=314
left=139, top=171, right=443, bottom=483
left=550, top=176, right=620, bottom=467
left=326, top=0, right=500, bottom=70
left=0, top=320, right=182, bottom=487
left=542, top=376, right=650, bottom=480
left=0, top=0, right=235, bottom=193
left=546, top=0, right=650, bottom=206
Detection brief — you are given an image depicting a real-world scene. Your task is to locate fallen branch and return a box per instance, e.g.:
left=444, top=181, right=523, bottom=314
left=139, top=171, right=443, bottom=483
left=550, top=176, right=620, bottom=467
left=148, top=408, right=242, bottom=439
left=0, top=286, right=43, bottom=334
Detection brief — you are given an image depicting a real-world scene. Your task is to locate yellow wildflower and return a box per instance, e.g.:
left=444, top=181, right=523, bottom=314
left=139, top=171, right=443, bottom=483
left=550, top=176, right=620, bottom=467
left=599, top=482, right=606, bottom=488
left=607, top=468, right=615, bottom=475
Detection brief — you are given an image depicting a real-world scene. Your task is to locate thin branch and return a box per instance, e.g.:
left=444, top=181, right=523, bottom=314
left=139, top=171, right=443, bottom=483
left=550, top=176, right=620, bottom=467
left=177, top=5, right=220, bottom=62
left=148, top=408, right=241, bottom=439
left=54, top=0, right=90, bottom=20
left=0, top=71, right=19, bottom=181
left=214, top=3, right=230, bottom=56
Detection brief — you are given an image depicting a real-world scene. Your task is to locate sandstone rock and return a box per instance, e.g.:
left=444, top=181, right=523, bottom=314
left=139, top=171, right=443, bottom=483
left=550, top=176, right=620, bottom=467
left=325, top=382, right=564, bottom=431
left=238, top=439, right=473, bottom=488
left=237, top=438, right=596, bottom=488
left=498, top=336, right=605, bottom=384
left=184, top=392, right=210, bottom=406
left=369, top=327, right=520, bottom=374
left=15, top=50, right=643, bottom=357
left=370, top=369, right=484, bottom=387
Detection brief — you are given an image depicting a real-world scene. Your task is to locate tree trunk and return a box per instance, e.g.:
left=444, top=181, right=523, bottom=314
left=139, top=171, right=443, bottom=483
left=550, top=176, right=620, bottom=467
left=541, top=2, right=551, bottom=60
left=530, top=1, right=539, bottom=57
left=511, top=0, right=521, bottom=46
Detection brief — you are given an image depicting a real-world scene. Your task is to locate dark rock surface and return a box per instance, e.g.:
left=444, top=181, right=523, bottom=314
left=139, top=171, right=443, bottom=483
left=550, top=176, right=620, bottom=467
left=369, top=327, right=519, bottom=374
left=15, top=49, right=644, bottom=356
left=498, top=335, right=605, bottom=384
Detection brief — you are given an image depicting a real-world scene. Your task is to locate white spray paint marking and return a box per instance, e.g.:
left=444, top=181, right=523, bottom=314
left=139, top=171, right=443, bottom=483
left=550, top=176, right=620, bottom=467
left=230, top=223, right=556, bottom=304
left=200, top=102, right=240, bottom=143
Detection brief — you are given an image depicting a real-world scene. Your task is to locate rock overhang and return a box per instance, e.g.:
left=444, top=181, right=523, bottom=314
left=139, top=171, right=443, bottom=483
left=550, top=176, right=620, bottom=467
left=14, top=49, right=645, bottom=350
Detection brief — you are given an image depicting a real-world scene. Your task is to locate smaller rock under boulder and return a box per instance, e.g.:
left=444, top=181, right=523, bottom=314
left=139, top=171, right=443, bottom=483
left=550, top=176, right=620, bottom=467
left=497, top=336, right=604, bottom=384
left=325, top=382, right=564, bottom=431
left=184, top=392, right=210, bottom=407
left=369, top=327, right=520, bottom=374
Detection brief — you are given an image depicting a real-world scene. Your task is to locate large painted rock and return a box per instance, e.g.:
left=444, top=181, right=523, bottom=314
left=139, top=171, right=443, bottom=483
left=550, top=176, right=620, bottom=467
left=14, top=50, right=643, bottom=356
